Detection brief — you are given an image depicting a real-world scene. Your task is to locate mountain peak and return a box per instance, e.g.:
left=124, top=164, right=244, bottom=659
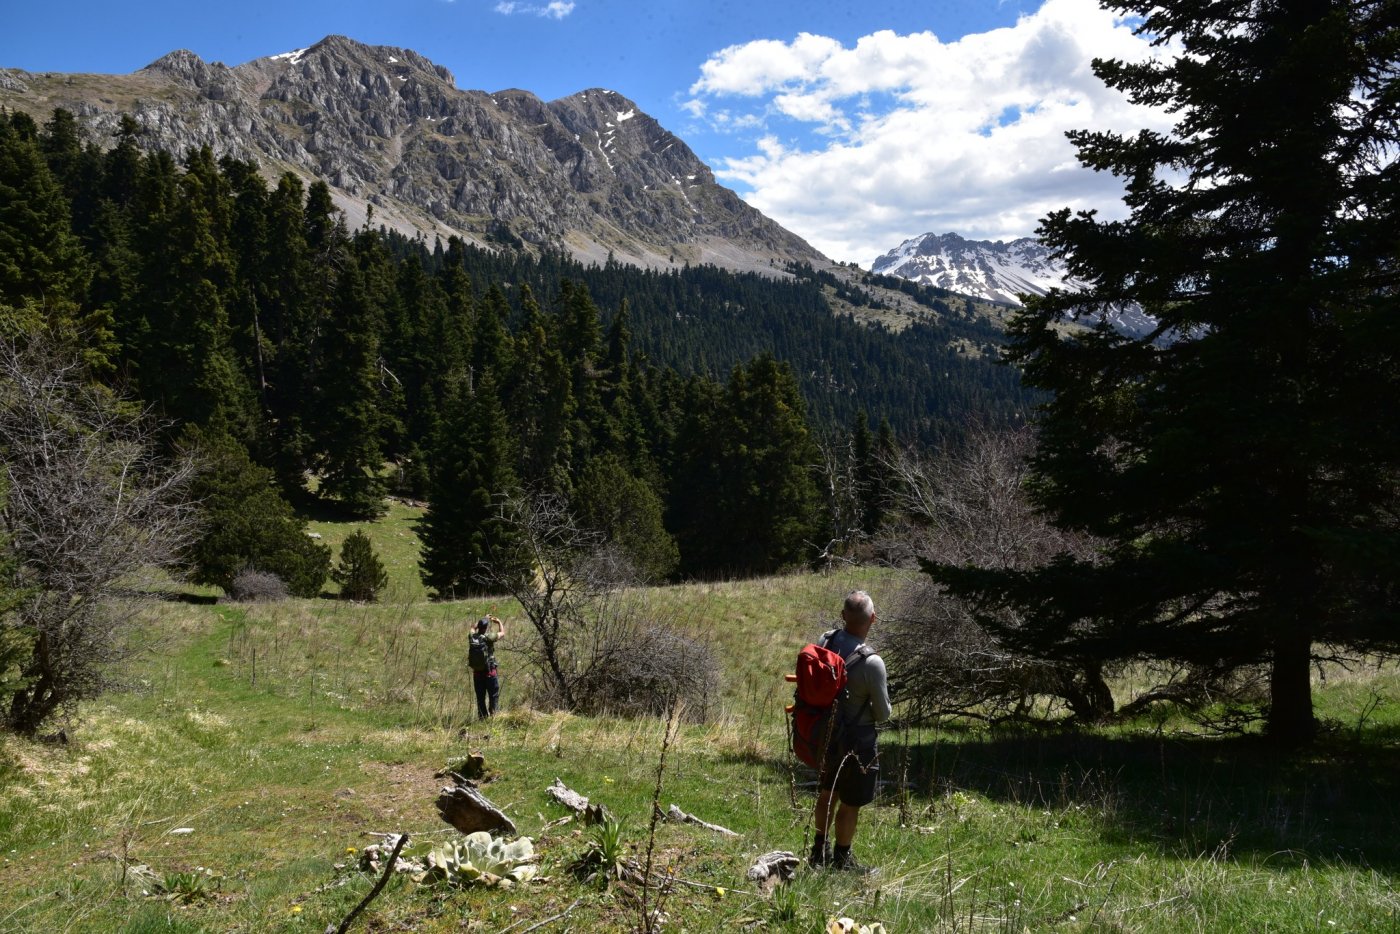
left=873, top=232, right=1068, bottom=305
left=141, top=49, right=206, bottom=73
left=249, top=35, right=456, bottom=86
left=139, top=48, right=240, bottom=97
left=873, top=231, right=1159, bottom=338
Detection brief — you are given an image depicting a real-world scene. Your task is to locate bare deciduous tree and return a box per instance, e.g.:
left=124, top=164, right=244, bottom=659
left=486, top=491, right=718, bottom=720
left=811, top=432, right=865, bottom=573
left=0, top=339, right=198, bottom=734
left=878, top=426, right=1117, bottom=723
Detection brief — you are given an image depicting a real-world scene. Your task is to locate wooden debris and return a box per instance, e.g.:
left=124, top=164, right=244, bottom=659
left=665, top=804, right=740, bottom=837
left=746, top=850, right=799, bottom=887
left=436, top=777, right=517, bottom=836
left=545, top=778, right=611, bottom=825
left=434, top=751, right=487, bottom=781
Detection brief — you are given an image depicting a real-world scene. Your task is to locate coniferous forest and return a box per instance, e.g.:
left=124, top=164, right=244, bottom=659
left=0, top=107, right=1031, bottom=591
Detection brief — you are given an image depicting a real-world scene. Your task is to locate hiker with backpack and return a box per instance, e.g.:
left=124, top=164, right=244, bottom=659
left=470, top=615, right=505, bottom=719
left=797, top=590, right=890, bottom=873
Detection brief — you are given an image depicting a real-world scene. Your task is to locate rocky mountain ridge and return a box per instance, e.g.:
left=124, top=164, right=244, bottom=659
left=0, top=35, right=819, bottom=272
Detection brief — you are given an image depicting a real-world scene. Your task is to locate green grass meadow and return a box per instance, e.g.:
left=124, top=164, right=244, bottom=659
left=1, top=510, right=1397, bottom=933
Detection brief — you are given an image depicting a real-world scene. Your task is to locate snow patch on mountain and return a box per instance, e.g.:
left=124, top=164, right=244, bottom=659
left=270, top=48, right=309, bottom=65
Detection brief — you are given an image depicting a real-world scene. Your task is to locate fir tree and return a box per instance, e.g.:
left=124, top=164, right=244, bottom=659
left=136, top=170, right=257, bottom=440
left=929, top=0, right=1400, bottom=747
left=672, top=355, right=822, bottom=575
left=0, top=112, right=93, bottom=348
left=504, top=284, right=574, bottom=489
left=332, top=529, right=389, bottom=602
left=574, top=454, right=679, bottom=582
left=261, top=173, right=318, bottom=492
left=310, top=232, right=387, bottom=517
left=419, top=376, right=529, bottom=598
left=183, top=431, right=330, bottom=598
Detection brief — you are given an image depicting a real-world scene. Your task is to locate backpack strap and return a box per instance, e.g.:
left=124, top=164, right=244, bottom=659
left=836, top=644, right=877, bottom=733
left=818, top=628, right=873, bottom=670
left=845, top=643, right=874, bottom=669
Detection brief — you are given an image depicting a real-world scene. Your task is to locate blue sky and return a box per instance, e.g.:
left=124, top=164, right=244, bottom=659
left=1, top=0, right=1171, bottom=265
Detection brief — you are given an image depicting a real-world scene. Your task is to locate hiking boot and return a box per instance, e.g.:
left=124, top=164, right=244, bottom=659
left=830, top=850, right=877, bottom=876
left=807, top=841, right=831, bottom=868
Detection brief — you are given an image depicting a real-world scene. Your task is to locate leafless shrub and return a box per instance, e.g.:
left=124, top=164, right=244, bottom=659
left=877, top=426, right=1088, bottom=569
left=567, top=593, right=718, bottom=722
left=881, top=577, right=1112, bottom=722
left=485, top=492, right=603, bottom=711
left=227, top=568, right=289, bottom=603
left=0, top=339, right=198, bottom=734
left=488, top=492, right=718, bottom=721
left=571, top=540, right=644, bottom=590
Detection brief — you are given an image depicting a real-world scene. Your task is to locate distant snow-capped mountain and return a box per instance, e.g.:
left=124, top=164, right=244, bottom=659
left=872, top=232, right=1159, bottom=339
left=872, top=232, right=1079, bottom=306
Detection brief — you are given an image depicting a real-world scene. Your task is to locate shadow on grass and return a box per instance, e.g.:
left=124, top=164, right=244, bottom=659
left=888, top=726, right=1400, bottom=870
left=163, top=591, right=220, bottom=605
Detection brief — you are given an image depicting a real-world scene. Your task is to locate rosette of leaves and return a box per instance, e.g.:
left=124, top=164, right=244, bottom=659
left=415, top=832, right=538, bottom=888
left=571, top=816, right=642, bottom=887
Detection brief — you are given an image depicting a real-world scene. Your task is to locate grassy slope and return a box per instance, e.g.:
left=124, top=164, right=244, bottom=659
left=1, top=509, right=1397, bottom=933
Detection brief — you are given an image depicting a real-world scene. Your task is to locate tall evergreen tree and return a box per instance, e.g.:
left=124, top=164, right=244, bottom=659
left=136, top=169, right=256, bottom=439
left=673, top=355, right=822, bottom=575
left=851, top=411, right=880, bottom=535
left=573, top=453, right=679, bottom=582
left=419, top=376, right=528, bottom=598
left=0, top=112, right=94, bottom=349
left=261, top=173, right=318, bottom=492
left=309, top=233, right=387, bottom=517
left=929, top=0, right=1400, bottom=747
left=555, top=279, right=610, bottom=467
left=504, top=284, right=574, bottom=490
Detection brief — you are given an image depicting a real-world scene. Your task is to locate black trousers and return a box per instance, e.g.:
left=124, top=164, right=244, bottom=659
left=474, top=671, right=500, bottom=719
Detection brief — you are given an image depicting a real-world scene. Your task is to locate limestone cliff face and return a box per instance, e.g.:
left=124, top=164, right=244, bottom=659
left=0, top=35, right=819, bottom=271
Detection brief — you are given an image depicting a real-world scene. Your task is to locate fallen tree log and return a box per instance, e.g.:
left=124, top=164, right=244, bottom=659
left=665, top=804, right=739, bottom=837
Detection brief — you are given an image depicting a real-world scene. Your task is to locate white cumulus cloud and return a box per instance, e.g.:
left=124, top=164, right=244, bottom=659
left=686, top=0, right=1175, bottom=265
left=495, top=0, right=575, bottom=19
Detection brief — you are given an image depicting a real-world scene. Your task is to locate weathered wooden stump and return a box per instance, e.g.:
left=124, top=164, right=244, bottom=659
left=434, top=751, right=487, bottom=781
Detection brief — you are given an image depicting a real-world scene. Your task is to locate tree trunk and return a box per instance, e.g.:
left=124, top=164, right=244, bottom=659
left=1267, top=629, right=1316, bottom=748
left=1060, top=662, right=1115, bottom=723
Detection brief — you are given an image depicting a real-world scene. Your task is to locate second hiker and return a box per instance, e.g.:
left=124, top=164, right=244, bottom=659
left=470, top=614, right=506, bottom=719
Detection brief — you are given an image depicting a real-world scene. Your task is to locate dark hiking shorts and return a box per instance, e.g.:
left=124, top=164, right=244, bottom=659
left=818, top=743, right=878, bottom=807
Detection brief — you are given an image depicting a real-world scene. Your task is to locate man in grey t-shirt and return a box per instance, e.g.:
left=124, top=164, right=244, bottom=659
left=811, top=590, right=891, bottom=873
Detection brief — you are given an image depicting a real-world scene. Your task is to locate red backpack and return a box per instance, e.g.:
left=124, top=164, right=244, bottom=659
left=787, top=632, right=872, bottom=769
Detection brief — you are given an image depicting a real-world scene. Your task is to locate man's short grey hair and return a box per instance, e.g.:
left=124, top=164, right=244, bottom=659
left=843, top=590, right=875, bottom=624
